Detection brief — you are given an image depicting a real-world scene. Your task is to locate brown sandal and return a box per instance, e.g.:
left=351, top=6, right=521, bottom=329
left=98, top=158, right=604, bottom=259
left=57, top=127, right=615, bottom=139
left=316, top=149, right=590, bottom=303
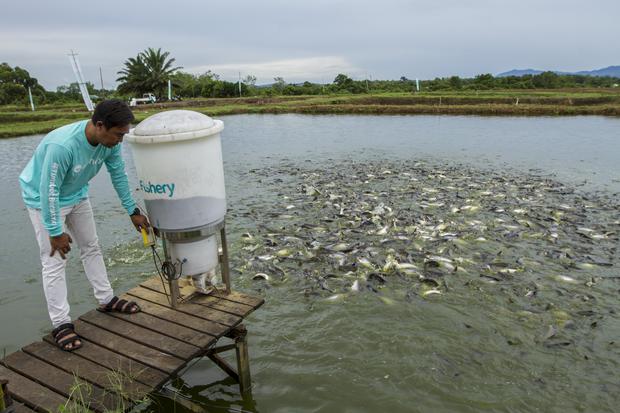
left=97, top=296, right=141, bottom=314
left=52, top=323, right=82, bottom=352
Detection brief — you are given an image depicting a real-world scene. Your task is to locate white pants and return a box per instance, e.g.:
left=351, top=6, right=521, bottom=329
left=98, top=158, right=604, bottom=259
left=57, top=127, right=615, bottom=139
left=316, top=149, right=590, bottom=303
left=28, top=199, right=114, bottom=328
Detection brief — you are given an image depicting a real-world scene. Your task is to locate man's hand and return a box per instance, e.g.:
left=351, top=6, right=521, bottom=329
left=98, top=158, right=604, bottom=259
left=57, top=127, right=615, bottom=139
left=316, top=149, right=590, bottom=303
left=130, top=213, right=150, bottom=233
left=50, top=233, right=73, bottom=259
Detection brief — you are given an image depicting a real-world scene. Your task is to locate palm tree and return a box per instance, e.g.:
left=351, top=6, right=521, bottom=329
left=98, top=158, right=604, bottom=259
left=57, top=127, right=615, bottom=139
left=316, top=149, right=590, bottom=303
left=117, top=48, right=181, bottom=98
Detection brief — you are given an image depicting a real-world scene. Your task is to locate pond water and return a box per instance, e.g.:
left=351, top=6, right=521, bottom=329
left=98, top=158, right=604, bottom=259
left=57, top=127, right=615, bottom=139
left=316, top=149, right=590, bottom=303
left=1, top=114, right=619, bottom=413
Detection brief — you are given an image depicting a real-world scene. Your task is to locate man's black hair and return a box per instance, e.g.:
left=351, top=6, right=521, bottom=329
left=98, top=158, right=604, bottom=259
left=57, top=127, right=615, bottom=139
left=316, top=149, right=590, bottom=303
left=92, top=99, right=135, bottom=129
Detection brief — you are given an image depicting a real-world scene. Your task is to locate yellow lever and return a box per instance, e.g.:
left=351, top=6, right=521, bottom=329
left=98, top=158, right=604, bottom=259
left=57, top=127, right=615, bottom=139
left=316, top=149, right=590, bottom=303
left=141, top=227, right=155, bottom=247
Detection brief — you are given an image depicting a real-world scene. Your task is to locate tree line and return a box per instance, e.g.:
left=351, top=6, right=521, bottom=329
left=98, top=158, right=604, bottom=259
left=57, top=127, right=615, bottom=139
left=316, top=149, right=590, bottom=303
left=2, top=47, right=620, bottom=106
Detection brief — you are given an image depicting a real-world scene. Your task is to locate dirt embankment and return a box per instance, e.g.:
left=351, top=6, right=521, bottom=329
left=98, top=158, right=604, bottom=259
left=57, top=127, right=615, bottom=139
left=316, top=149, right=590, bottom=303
left=3, top=92, right=620, bottom=138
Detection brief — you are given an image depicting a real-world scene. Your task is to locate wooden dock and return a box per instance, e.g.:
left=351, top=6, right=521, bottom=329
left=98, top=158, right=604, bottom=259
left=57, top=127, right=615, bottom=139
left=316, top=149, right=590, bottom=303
left=0, top=276, right=264, bottom=413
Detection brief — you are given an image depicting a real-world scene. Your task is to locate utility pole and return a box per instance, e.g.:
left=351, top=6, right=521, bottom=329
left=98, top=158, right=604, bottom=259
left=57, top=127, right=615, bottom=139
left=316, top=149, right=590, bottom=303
left=168, top=79, right=172, bottom=101
left=68, top=50, right=94, bottom=111
left=27, top=86, right=35, bottom=111
left=238, top=72, right=242, bottom=97
left=99, top=67, right=104, bottom=96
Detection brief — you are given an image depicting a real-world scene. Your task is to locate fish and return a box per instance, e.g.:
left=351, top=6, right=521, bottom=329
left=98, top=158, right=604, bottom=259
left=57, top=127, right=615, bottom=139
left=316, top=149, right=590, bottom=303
left=498, top=268, right=519, bottom=274
left=376, top=225, right=389, bottom=235
left=357, top=257, right=375, bottom=269
left=378, top=296, right=396, bottom=305
left=422, top=289, right=442, bottom=297
left=328, top=243, right=353, bottom=252
left=553, top=275, right=579, bottom=284
left=232, top=158, right=619, bottom=312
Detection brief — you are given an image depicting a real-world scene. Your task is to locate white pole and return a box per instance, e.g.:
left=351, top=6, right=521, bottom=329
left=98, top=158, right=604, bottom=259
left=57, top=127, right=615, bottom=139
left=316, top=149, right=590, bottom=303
left=68, top=50, right=94, bottom=111
left=416, top=78, right=420, bottom=92
left=238, top=72, right=242, bottom=97
left=168, top=79, right=172, bottom=100
left=28, top=86, right=35, bottom=111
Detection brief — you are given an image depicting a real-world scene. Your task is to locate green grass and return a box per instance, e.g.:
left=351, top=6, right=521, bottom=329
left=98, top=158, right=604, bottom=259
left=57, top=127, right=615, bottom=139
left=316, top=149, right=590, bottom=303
left=56, top=370, right=150, bottom=413
left=2, top=89, right=620, bottom=138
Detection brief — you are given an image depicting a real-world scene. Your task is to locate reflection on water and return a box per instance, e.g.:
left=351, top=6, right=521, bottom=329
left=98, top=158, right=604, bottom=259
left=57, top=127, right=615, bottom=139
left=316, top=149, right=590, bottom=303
left=1, top=114, right=620, bottom=412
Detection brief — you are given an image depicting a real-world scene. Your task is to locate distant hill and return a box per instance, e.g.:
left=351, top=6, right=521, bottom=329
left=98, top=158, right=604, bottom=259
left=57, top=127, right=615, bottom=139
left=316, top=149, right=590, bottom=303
left=574, top=66, right=620, bottom=77
left=497, top=65, right=620, bottom=78
left=498, top=69, right=544, bottom=77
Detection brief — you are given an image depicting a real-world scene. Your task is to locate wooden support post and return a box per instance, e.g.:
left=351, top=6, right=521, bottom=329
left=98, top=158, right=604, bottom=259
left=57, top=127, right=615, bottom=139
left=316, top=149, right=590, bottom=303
left=0, top=379, right=13, bottom=411
left=220, top=227, right=232, bottom=294
left=206, top=353, right=239, bottom=383
left=207, top=325, right=253, bottom=395
left=227, top=325, right=251, bottom=395
left=208, top=344, right=237, bottom=354
left=169, top=279, right=180, bottom=308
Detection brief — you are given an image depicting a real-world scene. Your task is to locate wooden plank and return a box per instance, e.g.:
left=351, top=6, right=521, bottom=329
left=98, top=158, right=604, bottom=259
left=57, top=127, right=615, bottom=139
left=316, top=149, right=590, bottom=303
left=192, top=294, right=255, bottom=317
left=22, top=341, right=150, bottom=402
left=141, top=277, right=264, bottom=308
left=104, top=298, right=218, bottom=348
left=136, top=280, right=253, bottom=316
left=120, top=294, right=229, bottom=337
left=0, top=365, right=77, bottom=413
left=212, top=290, right=265, bottom=309
left=127, top=286, right=241, bottom=327
left=13, top=403, right=39, bottom=413
left=73, top=320, right=184, bottom=374
left=2, top=352, right=118, bottom=413
left=161, top=279, right=256, bottom=316
left=42, top=335, right=167, bottom=388
left=79, top=310, right=201, bottom=360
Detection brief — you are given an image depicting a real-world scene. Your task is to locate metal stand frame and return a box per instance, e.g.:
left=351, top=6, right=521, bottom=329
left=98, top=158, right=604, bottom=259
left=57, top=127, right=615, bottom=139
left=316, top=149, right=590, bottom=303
left=157, top=222, right=252, bottom=394
left=161, top=223, right=232, bottom=308
left=205, top=324, right=252, bottom=395
left=161, top=236, right=181, bottom=308
left=219, top=227, right=232, bottom=295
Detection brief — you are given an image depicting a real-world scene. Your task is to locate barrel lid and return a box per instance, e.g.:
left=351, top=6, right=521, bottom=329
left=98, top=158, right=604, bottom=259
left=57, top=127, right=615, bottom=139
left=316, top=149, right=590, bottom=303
left=125, top=110, right=224, bottom=144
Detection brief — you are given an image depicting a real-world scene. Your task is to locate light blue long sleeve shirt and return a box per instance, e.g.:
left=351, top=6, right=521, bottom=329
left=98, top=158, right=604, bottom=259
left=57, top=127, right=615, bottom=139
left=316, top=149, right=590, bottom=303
left=19, top=120, right=136, bottom=236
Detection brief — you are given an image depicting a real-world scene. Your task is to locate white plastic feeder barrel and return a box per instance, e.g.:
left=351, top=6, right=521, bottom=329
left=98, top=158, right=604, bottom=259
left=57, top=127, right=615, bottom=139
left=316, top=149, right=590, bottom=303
left=125, top=110, right=226, bottom=276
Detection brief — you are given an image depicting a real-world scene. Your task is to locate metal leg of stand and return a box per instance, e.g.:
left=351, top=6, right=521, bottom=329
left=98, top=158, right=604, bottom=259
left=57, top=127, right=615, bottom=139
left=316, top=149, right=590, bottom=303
left=169, top=279, right=179, bottom=308
left=220, top=226, right=231, bottom=294
left=162, top=238, right=179, bottom=308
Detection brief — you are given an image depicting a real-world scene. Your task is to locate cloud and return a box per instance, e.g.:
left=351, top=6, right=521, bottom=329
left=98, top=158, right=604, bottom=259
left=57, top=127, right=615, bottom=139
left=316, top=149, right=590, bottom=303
left=186, top=56, right=363, bottom=84
left=2, top=0, right=619, bottom=89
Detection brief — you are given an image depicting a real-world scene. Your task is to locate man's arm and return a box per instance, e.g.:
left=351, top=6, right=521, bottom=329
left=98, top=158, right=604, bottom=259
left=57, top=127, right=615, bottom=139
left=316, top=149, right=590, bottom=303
left=39, top=144, right=72, bottom=237
left=105, top=146, right=149, bottom=231
left=104, top=145, right=137, bottom=215
left=40, top=144, right=74, bottom=259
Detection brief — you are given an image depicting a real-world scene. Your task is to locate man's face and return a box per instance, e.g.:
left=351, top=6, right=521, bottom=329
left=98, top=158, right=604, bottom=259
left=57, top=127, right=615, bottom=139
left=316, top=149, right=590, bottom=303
left=95, top=122, right=130, bottom=148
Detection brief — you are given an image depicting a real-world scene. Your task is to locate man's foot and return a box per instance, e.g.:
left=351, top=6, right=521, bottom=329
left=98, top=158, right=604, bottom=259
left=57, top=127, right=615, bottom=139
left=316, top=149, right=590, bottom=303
left=52, top=323, right=82, bottom=352
left=97, top=296, right=141, bottom=314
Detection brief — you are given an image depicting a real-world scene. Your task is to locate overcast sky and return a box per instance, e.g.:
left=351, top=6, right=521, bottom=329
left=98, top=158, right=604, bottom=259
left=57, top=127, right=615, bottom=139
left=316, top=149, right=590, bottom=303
left=1, top=0, right=618, bottom=90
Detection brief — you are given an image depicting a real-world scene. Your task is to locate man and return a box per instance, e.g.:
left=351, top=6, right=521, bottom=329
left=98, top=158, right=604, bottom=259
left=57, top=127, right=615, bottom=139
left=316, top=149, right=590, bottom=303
left=19, top=99, right=149, bottom=351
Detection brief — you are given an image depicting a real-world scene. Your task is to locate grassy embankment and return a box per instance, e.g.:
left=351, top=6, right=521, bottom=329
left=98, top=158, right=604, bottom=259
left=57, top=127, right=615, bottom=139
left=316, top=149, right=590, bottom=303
left=2, top=89, right=620, bottom=138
